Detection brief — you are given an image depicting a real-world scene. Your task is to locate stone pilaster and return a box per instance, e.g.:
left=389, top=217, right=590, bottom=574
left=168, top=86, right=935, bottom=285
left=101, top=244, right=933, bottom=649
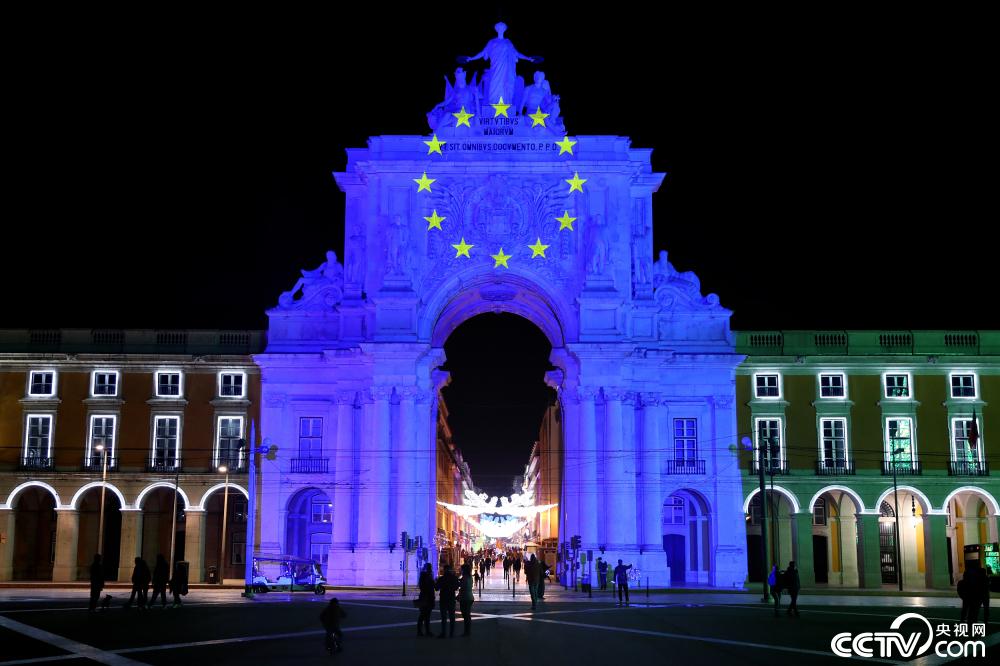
left=577, top=386, right=599, bottom=548
left=857, top=513, right=882, bottom=588
left=52, top=510, right=80, bottom=582
left=0, top=509, right=14, bottom=581
left=332, top=391, right=356, bottom=550
left=365, top=386, right=393, bottom=547
left=793, top=512, right=815, bottom=587
left=117, top=510, right=143, bottom=582
left=923, top=514, right=952, bottom=589
left=640, top=394, right=662, bottom=549
left=184, top=509, right=206, bottom=583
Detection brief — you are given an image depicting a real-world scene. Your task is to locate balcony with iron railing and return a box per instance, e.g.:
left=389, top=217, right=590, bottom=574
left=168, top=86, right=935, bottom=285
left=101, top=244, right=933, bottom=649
left=146, top=457, right=183, bottom=473
left=664, top=459, right=706, bottom=475
left=290, top=458, right=329, bottom=474
left=749, top=460, right=790, bottom=475
left=815, top=459, right=856, bottom=476
left=881, top=459, right=922, bottom=476
left=948, top=459, right=990, bottom=477
left=82, top=456, right=118, bottom=472
left=214, top=455, right=247, bottom=473
left=20, top=455, right=53, bottom=471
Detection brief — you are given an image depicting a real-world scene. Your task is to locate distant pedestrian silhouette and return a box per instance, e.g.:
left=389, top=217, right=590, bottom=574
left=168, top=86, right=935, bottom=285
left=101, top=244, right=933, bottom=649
left=596, top=558, right=608, bottom=591
left=613, top=559, right=632, bottom=606
left=526, top=554, right=540, bottom=610
left=169, top=561, right=188, bottom=607
left=435, top=564, right=460, bottom=638
left=127, top=557, right=151, bottom=609
left=416, top=563, right=435, bottom=637
left=784, top=561, right=800, bottom=617
left=88, top=554, right=104, bottom=611
left=150, top=554, right=169, bottom=608
left=320, top=597, right=346, bottom=654
left=459, top=563, right=475, bottom=636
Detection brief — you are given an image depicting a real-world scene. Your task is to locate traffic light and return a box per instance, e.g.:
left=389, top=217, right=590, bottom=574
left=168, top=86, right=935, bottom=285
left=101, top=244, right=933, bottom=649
left=401, top=531, right=408, bottom=550
left=570, top=535, right=581, bottom=550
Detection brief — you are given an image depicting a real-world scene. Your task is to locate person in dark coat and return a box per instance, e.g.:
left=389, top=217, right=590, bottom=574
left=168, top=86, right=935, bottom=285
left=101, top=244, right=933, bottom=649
left=784, top=561, right=801, bottom=617
left=596, top=558, right=609, bottom=591
left=88, top=554, right=104, bottom=611
left=320, top=597, right=346, bottom=654
left=169, top=560, right=188, bottom=607
left=459, top=563, right=475, bottom=636
left=613, top=559, right=633, bottom=606
left=503, top=554, right=511, bottom=582
left=416, top=563, right=435, bottom=637
left=127, top=557, right=151, bottom=609
left=149, top=554, right=169, bottom=609
left=512, top=555, right=522, bottom=584
left=525, top=554, right=540, bottom=609
left=537, top=558, right=547, bottom=600
left=434, top=564, right=460, bottom=638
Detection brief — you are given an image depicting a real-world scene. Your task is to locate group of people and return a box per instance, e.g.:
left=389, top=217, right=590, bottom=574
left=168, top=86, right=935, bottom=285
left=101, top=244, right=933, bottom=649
left=415, top=562, right=476, bottom=638
left=769, top=561, right=801, bottom=616
left=87, top=553, right=189, bottom=611
left=958, top=564, right=992, bottom=624
left=595, top=558, right=635, bottom=605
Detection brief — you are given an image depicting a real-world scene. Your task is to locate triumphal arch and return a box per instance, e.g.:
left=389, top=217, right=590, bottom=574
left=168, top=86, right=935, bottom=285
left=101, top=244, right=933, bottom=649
left=255, top=23, right=747, bottom=587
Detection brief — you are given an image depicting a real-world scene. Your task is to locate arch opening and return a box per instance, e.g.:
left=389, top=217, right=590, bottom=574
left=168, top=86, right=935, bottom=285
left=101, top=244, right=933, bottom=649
left=662, top=489, right=712, bottom=585
left=76, top=486, right=123, bottom=581
left=11, top=487, right=56, bottom=581
left=286, top=488, right=332, bottom=577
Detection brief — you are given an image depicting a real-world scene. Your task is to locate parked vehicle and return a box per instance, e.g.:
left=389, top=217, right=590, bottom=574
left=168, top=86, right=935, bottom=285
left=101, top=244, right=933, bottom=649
left=251, top=554, right=326, bottom=594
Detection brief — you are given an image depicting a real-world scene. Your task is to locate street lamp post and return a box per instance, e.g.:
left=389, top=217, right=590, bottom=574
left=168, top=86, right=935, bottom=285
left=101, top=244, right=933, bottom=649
left=243, top=426, right=271, bottom=598
left=742, top=436, right=769, bottom=602
left=891, top=446, right=904, bottom=592
left=769, top=436, right=779, bottom=566
left=95, top=443, right=108, bottom=556
left=219, top=465, right=230, bottom=587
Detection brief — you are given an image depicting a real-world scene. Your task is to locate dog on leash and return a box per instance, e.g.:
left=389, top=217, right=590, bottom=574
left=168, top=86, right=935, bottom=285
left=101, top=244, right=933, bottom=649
left=100, top=594, right=112, bottom=611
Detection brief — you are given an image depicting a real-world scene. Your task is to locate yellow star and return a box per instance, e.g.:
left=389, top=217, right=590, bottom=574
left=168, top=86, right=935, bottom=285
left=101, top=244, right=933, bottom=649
left=491, top=247, right=512, bottom=268
left=555, top=136, right=577, bottom=156
left=556, top=211, right=576, bottom=231
left=528, top=238, right=550, bottom=259
left=566, top=172, right=586, bottom=193
left=424, top=134, right=446, bottom=155
left=414, top=172, right=435, bottom=192
left=529, top=106, right=550, bottom=127
left=453, top=106, right=473, bottom=128
left=491, top=97, right=511, bottom=118
left=424, top=210, right=445, bottom=231
left=452, top=238, right=473, bottom=258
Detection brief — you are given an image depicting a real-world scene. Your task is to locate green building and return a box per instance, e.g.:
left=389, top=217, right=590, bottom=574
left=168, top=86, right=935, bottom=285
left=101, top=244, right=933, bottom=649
left=737, top=330, right=999, bottom=589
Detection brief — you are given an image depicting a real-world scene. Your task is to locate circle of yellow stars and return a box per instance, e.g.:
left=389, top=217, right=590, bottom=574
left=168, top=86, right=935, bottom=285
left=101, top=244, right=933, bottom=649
left=416, top=112, right=582, bottom=269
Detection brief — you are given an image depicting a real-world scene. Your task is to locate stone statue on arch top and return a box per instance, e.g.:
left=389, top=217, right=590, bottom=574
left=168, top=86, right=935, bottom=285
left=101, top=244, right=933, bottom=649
left=458, top=22, right=542, bottom=107
left=653, top=249, right=702, bottom=295
left=427, top=67, right=480, bottom=131
left=520, top=71, right=564, bottom=132
left=278, top=250, right=344, bottom=308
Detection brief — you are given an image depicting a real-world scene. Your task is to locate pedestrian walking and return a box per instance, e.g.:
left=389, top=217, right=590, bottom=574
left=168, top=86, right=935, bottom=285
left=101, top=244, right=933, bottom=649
left=784, top=561, right=800, bottom=617
left=435, top=564, right=460, bottom=638
left=416, top=563, right=435, bottom=637
left=503, top=555, right=511, bottom=582
left=596, top=558, right=608, bottom=591
left=127, top=557, right=151, bottom=609
left=537, top=559, right=547, bottom=600
left=526, top=554, right=540, bottom=610
left=150, top=554, right=169, bottom=609
left=459, top=563, right=475, bottom=636
left=613, top=559, right=632, bottom=606
left=169, top=560, right=188, bottom=607
left=478, top=557, right=487, bottom=586
left=88, top=554, right=104, bottom=611
left=513, top=555, right=522, bottom=583
left=320, top=597, right=346, bottom=654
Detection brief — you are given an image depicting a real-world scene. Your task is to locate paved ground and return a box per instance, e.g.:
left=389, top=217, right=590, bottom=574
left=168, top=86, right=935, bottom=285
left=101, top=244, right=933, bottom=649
left=0, top=576, right=996, bottom=665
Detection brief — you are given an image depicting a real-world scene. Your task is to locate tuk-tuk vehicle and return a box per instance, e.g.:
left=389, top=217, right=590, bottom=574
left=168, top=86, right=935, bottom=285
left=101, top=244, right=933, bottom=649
left=251, top=554, right=327, bottom=594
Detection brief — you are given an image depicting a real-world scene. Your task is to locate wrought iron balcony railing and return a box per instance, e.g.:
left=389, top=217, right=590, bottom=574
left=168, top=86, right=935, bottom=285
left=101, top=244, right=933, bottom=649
left=20, top=456, right=53, bottom=471
left=750, top=460, right=789, bottom=475
left=664, top=459, right=706, bottom=475
left=214, top=456, right=247, bottom=473
left=290, top=458, right=329, bottom=474
left=881, top=460, right=922, bottom=476
left=815, top=459, right=856, bottom=476
left=82, top=457, right=118, bottom=472
left=948, top=459, right=989, bottom=477
left=147, top=458, right=183, bottom=473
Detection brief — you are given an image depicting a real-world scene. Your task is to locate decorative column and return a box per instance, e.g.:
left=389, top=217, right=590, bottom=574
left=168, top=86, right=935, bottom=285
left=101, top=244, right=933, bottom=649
left=923, top=514, right=952, bottom=589
left=332, top=391, right=356, bottom=550
left=640, top=393, right=662, bottom=550
left=396, top=388, right=417, bottom=543
left=578, top=386, right=599, bottom=548
left=793, top=512, right=816, bottom=587
left=605, top=388, right=632, bottom=549
left=560, top=389, right=581, bottom=545
left=52, top=510, right=80, bottom=582
left=117, top=510, right=143, bottom=582
left=366, top=386, right=393, bottom=548
left=0, top=509, right=14, bottom=581
left=184, top=509, right=206, bottom=583
left=415, top=389, right=435, bottom=556
left=856, top=513, right=882, bottom=588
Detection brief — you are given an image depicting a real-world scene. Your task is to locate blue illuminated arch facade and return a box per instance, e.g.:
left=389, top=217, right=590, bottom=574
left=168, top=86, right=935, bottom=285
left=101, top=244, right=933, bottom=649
left=255, top=27, right=746, bottom=586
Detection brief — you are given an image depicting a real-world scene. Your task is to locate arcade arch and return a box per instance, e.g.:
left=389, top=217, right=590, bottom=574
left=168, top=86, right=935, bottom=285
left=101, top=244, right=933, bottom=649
left=662, top=489, right=712, bottom=585
left=9, top=486, right=57, bottom=580
left=286, top=488, right=332, bottom=576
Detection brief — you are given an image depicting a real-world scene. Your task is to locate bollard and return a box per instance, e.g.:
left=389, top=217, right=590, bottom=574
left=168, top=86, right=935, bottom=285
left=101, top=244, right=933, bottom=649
left=646, top=576, right=649, bottom=598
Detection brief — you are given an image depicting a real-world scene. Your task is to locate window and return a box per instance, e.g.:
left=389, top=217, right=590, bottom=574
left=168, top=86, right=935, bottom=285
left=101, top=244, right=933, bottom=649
left=673, top=418, right=697, bottom=463
left=755, top=418, right=783, bottom=471
left=952, top=417, right=983, bottom=464
left=884, top=373, right=910, bottom=398
left=219, top=371, right=246, bottom=398
left=24, top=415, right=53, bottom=464
left=886, top=418, right=914, bottom=468
left=92, top=371, right=119, bottom=397
left=28, top=371, right=56, bottom=397
left=311, top=498, right=332, bottom=524
left=87, top=415, right=116, bottom=465
left=153, top=416, right=180, bottom=469
left=950, top=374, right=976, bottom=398
left=232, top=499, right=248, bottom=523
left=749, top=495, right=762, bottom=525
left=155, top=371, right=182, bottom=397
left=754, top=374, right=780, bottom=398
left=813, top=498, right=827, bottom=526
left=819, top=373, right=846, bottom=398
left=216, top=417, right=244, bottom=468
left=231, top=538, right=246, bottom=566
left=310, top=538, right=329, bottom=573
left=664, top=496, right=685, bottom=525
left=820, top=418, right=848, bottom=468
left=299, top=418, right=323, bottom=458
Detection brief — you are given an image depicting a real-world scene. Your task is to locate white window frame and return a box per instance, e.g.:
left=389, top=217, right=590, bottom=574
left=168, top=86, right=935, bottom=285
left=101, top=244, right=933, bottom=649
left=24, top=413, right=54, bottom=463
left=298, top=417, right=324, bottom=458
left=753, top=417, right=784, bottom=471
left=949, top=372, right=978, bottom=399
left=884, top=416, right=917, bottom=470
left=813, top=497, right=827, bottom=526
left=818, top=372, right=847, bottom=399
left=673, top=418, right=698, bottom=463
left=27, top=370, right=58, bottom=397
left=218, top=370, right=247, bottom=398
left=86, top=414, right=117, bottom=466
left=91, top=370, right=120, bottom=397
left=152, top=415, right=182, bottom=469
left=214, top=415, right=245, bottom=469
left=311, top=497, right=333, bottom=524
left=819, top=417, right=849, bottom=469
left=950, top=416, right=984, bottom=464
left=882, top=372, right=912, bottom=400
left=753, top=373, right=782, bottom=400
left=664, top=496, right=685, bottom=526
left=154, top=370, right=184, bottom=398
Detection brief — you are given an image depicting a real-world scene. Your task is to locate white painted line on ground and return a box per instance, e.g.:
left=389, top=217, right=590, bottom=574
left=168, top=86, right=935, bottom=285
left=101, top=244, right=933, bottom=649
left=0, top=615, right=145, bottom=666
left=714, top=603, right=996, bottom=625
left=910, top=628, right=1000, bottom=666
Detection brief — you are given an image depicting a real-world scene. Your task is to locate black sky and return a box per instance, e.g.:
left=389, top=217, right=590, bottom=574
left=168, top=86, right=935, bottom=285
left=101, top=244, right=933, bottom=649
left=2, top=7, right=995, bottom=489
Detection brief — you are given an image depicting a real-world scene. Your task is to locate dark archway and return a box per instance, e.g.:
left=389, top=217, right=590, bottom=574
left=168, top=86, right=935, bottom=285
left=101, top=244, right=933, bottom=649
left=140, top=488, right=185, bottom=566
left=286, top=488, right=332, bottom=576
left=12, top=487, right=56, bottom=580
left=204, top=490, right=248, bottom=581
left=76, top=488, right=122, bottom=581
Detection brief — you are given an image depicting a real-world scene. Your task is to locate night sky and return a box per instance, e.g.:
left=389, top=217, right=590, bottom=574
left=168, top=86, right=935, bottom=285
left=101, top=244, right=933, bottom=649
left=3, top=8, right=993, bottom=492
